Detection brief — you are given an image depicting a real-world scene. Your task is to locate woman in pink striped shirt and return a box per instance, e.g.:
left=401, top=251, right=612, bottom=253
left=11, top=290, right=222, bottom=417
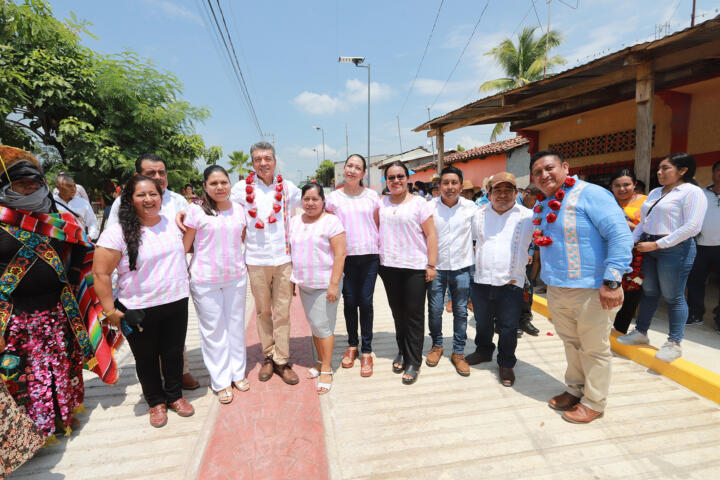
left=289, top=183, right=346, bottom=394
left=377, top=161, right=438, bottom=385
left=182, top=165, right=249, bottom=405
left=326, top=154, right=380, bottom=377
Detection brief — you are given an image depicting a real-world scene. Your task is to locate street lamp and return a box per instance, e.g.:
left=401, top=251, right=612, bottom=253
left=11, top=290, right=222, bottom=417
left=312, top=148, right=319, bottom=167
left=311, top=126, right=325, bottom=164
left=339, top=56, right=370, bottom=188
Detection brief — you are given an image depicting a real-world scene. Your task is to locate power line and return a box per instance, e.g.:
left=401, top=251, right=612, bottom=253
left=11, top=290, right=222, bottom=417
left=397, top=0, right=445, bottom=116
left=512, top=2, right=534, bottom=36
left=531, top=0, right=544, bottom=30
left=557, top=0, right=578, bottom=9
left=430, top=0, right=490, bottom=109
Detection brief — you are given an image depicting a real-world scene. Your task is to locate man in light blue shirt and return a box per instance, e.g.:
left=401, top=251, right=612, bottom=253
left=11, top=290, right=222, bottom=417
left=530, top=150, right=632, bottom=424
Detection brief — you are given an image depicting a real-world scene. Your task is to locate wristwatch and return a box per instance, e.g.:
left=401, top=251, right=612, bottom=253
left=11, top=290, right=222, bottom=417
left=603, top=280, right=621, bottom=290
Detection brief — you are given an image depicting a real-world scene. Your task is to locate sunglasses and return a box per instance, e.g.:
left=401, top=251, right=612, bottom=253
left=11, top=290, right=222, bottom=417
left=387, top=174, right=406, bottom=182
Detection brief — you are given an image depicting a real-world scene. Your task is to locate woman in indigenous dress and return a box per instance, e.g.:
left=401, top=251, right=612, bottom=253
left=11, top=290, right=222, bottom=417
left=609, top=169, right=647, bottom=334
left=325, top=154, right=380, bottom=377
left=183, top=166, right=249, bottom=405
left=0, top=146, right=108, bottom=441
left=289, top=183, right=346, bottom=395
left=377, top=161, right=438, bottom=385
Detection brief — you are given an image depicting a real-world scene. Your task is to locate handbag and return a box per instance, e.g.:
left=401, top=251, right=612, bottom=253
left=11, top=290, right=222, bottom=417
left=114, top=300, right=145, bottom=335
left=0, top=379, right=45, bottom=477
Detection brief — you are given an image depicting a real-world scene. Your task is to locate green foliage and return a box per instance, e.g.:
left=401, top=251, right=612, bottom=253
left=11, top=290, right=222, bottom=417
left=0, top=0, right=220, bottom=193
left=456, top=144, right=465, bottom=152
left=479, top=26, right=566, bottom=141
left=314, top=159, right=335, bottom=186
left=227, top=150, right=251, bottom=176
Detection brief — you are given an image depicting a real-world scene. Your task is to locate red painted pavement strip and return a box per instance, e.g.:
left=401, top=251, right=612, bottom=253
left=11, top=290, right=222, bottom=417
left=198, top=295, right=329, bottom=480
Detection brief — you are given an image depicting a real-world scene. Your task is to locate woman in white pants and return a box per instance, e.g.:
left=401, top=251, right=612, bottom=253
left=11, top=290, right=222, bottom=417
left=183, top=165, right=249, bottom=404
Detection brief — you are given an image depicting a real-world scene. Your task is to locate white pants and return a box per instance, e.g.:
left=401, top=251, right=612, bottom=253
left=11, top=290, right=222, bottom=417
left=190, top=277, right=248, bottom=392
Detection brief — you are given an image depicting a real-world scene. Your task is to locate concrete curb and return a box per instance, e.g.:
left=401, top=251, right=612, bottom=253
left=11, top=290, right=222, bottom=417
left=532, top=294, right=720, bottom=405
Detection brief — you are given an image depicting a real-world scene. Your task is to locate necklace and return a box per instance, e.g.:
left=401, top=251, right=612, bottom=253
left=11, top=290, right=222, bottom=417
left=531, top=177, right=576, bottom=247
left=244, top=171, right=284, bottom=229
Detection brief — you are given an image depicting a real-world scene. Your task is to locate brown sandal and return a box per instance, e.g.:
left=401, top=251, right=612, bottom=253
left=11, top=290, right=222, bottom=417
left=341, top=347, right=359, bottom=368
left=360, top=355, right=373, bottom=377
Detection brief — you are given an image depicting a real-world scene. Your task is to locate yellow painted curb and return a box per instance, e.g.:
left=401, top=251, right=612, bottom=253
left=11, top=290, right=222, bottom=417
left=532, top=294, right=720, bottom=405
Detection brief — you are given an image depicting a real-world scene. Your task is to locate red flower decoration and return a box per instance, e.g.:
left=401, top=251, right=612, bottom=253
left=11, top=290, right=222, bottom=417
left=555, top=189, right=565, bottom=201
left=245, top=185, right=254, bottom=194
left=536, top=193, right=546, bottom=202
left=246, top=194, right=255, bottom=203
left=268, top=215, right=277, bottom=224
left=248, top=209, right=257, bottom=218
left=277, top=175, right=283, bottom=182
left=275, top=184, right=283, bottom=192
left=275, top=192, right=282, bottom=201
left=534, top=205, right=543, bottom=213
left=245, top=176, right=254, bottom=184
left=533, top=236, right=553, bottom=247
left=546, top=213, right=557, bottom=223
left=548, top=200, right=562, bottom=210
left=273, top=204, right=282, bottom=213
left=532, top=229, right=543, bottom=238
left=532, top=217, right=542, bottom=225
left=564, top=177, right=576, bottom=187
left=255, top=220, right=265, bottom=229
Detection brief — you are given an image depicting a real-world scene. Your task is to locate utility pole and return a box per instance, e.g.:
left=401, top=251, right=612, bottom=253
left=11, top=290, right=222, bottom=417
left=396, top=116, right=403, bottom=154
left=263, top=132, right=276, bottom=149
left=544, top=0, right=552, bottom=79
left=426, top=107, right=436, bottom=164
left=345, top=124, right=349, bottom=160
left=691, top=0, right=696, bottom=27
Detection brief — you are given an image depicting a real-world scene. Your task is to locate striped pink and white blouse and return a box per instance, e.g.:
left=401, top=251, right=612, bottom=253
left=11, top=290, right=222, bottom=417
left=378, top=195, right=434, bottom=269
left=96, top=218, right=189, bottom=309
left=325, top=188, right=379, bottom=256
left=289, top=213, right=345, bottom=289
left=184, top=202, right=247, bottom=284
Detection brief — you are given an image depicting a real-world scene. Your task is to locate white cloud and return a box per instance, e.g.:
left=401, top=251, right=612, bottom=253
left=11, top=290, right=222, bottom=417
left=293, top=144, right=339, bottom=160
left=292, top=79, right=392, bottom=115
left=457, top=135, right=488, bottom=150
left=143, top=0, right=203, bottom=25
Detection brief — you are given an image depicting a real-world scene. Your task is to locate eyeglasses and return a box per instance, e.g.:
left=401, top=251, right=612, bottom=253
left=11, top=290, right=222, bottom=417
left=387, top=174, right=406, bottom=182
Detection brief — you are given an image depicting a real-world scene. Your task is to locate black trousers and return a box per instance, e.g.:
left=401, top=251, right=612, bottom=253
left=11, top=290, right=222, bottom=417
left=379, top=266, right=426, bottom=369
left=613, top=288, right=643, bottom=334
left=124, top=297, right=189, bottom=407
left=687, top=245, right=720, bottom=320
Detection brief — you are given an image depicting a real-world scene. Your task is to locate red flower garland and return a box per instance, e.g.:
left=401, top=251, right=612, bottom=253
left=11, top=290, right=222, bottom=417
left=621, top=248, right=644, bottom=291
left=532, top=177, right=576, bottom=247
left=244, top=171, right=284, bottom=229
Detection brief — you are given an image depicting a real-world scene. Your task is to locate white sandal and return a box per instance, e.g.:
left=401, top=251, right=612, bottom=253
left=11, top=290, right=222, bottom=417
left=233, top=378, right=250, bottom=392
left=218, top=387, right=233, bottom=404
left=317, top=371, right=333, bottom=395
left=307, top=363, right=322, bottom=379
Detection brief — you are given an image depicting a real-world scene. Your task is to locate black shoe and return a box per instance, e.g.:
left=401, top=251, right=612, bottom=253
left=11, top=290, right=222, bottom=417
left=520, top=319, right=540, bottom=336
left=686, top=314, right=703, bottom=326
left=401, top=365, right=419, bottom=385
left=516, top=328, right=523, bottom=338
left=392, top=353, right=404, bottom=374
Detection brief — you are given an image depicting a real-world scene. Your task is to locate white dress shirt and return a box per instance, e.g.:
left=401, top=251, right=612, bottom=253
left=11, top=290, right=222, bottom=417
left=696, top=185, right=720, bottom=246
left=54, top=194, right=99, bottom=240
left=106, top=188, right=189, bottom=227
left=472, top=203, right=534, bottom=286
left=432, top=196, right=476, bottom=270
left=632, top=182, right=708, bottom=248
left=231, top=177, right=301, bottom=266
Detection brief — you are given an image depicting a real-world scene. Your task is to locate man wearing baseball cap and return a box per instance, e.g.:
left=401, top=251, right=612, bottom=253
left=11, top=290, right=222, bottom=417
left=466, top=172, right=535, bottom=387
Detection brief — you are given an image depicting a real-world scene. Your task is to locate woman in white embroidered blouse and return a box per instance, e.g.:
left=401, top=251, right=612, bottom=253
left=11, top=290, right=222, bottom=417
left=617, top=153, right=708, bottom=362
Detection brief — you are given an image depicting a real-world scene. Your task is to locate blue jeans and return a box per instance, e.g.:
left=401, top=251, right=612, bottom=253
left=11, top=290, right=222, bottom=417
left=470, top=283, right=524, bottom=367
left=427, top=266, right=472, bottom=354
left=342, top=254, right=379, bottom=353
left=636, top=239, right=696, bottom=343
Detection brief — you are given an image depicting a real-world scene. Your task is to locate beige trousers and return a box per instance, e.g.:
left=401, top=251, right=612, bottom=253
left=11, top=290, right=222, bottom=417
left=247, top=263, right=293, bottom=365
left=547, top=286, right=619, bottom=412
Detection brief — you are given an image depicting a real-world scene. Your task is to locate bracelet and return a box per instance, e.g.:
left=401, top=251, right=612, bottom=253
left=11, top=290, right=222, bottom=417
left=426, top=265, right=436, bottom=270
left=101, top=308, right=116, bottom=318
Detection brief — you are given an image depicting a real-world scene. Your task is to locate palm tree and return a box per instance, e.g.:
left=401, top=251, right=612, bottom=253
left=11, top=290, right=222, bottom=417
left=227, top=150, right=252, bottom=177
left=480, top=26, right=566, bottom=141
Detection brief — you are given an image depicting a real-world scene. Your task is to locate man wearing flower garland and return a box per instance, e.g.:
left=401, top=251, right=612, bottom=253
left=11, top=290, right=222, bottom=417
left=230, top=141, right=302, bottom=385
left=530, top=150, right=632, bottom=424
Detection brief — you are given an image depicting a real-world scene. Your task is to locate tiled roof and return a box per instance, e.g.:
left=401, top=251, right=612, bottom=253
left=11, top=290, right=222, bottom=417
left=413, top=136, right=529, bottom=172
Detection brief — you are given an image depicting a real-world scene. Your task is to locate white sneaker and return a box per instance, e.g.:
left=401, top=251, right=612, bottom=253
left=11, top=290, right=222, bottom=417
left=655, top=341, right=682, bottom=363
left=616, top=329, right=650, bottom=345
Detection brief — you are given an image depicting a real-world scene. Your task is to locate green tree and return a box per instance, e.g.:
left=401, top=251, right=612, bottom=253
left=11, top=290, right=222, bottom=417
left=0, top=0, right=220, bottom=192
left=227, top=150, right=251, bottom=176
left=456, top=144, right=465, bottom=152
left=479, top=26, right=566, bottom=141
left=314, top=160, right=335, bottom=186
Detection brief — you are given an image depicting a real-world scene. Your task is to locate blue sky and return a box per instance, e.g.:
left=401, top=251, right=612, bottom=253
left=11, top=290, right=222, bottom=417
left=49, top=0, right=720, bottom=183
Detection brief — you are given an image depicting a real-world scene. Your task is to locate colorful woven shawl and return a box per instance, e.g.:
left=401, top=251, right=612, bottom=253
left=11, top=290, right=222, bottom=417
left=0, top=206, right=121, bottom=385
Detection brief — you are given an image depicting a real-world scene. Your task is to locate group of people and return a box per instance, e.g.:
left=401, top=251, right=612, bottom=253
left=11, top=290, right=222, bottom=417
left=0, top=139, right=714, bottom=477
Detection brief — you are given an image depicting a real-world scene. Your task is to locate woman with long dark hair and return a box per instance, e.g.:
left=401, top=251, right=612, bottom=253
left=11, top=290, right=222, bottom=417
left=325, top=154, right=380, bottom=377
left=182, top=165, right=249, bottom=405
left=609, top=169, right=647, bottom=333
left=617, top=153, right=708, bottom=362
left=377, top=161, right=437, bottom=385
left=94, top=175, right=192, bottom=428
